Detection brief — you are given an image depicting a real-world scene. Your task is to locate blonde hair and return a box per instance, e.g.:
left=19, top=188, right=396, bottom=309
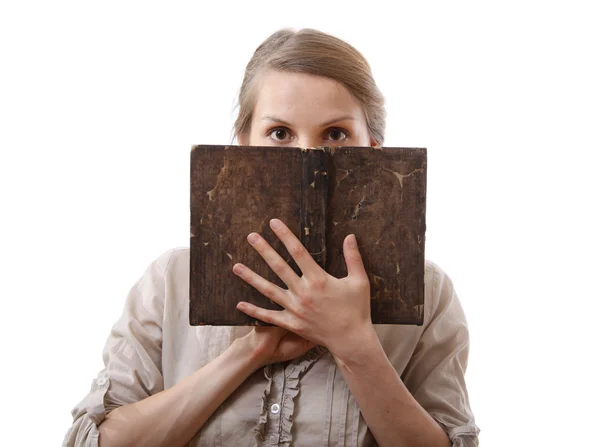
left=233, top=28, right=386, bottom=145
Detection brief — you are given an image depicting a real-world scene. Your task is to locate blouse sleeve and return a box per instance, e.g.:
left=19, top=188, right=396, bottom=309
left=401, top=261, right=480, bottom=446
left=62, top=248, right=177, bottom=447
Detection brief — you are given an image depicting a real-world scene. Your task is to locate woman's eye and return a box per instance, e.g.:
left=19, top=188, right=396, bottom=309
left=268, top=128, right=290, bottom=141
left=327, top=129, right=349, bottom=141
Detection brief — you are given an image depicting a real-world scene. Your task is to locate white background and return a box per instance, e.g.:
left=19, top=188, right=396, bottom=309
left=1, top=1, right=599, bottom=445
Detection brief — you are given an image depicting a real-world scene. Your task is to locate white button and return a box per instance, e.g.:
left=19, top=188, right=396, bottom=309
left=96, top=377, right=107, bottom=386
left=270, top=403, right=281, bottom=414
left=269, top=435, right=277, bottom=444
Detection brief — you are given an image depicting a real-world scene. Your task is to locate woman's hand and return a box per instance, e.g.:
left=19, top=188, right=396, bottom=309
left=232, top=218, right=375, bottom=360
left=240, top=326, right=315, bottom=367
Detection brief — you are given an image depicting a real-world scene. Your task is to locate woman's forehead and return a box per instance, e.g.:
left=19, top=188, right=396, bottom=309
left=253, top=70, right=365, bottom=125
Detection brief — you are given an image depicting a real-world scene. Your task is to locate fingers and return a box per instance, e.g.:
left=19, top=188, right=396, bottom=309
left=253, top=325, right=287, bottom=339
left=276, top=333, right=316, bottom=360
left=233, top=263, right=291, bottom=309
left=237, top=301, right=290, bottom=329
left=268, top=218, right=322, bottom=278
left=343, top=234, right=368, bottom=280
left=246, top=230, right=300, bottom=289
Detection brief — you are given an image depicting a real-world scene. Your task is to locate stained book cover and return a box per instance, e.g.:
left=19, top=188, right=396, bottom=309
left=190, top=145, right=426, bottom=326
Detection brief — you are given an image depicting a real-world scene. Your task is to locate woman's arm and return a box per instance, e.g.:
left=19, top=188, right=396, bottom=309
left=234, top=220, right=478, bottom=447
left=333, top=329, right=450, bottom=447
left=98, top=325, right=313, bottom=447
left=64, top=247, right=314, bottom=447
left=98, top=337, right=259, bottom=447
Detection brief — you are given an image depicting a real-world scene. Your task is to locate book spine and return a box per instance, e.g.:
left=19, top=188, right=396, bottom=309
left=300, top=150, right=328, bottom=268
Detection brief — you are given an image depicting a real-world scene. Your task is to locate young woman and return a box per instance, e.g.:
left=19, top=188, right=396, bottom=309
left=64, top=28, right=479, bottom=447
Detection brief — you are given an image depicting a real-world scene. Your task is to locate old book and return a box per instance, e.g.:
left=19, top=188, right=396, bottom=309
left=190, top=144, right=427, bottom=326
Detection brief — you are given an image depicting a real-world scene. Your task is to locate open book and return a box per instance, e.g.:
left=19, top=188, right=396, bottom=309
left=190, top=145, right=427, bottom=326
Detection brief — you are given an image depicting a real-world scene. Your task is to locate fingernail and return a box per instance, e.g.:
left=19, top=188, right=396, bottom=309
left=270, top=219, right=282, bottom=229
left=233, top=264, right=244, bottom=274
left=247, top=233, right=260, bottom=244
left=348, top=234, right=357, bottom=248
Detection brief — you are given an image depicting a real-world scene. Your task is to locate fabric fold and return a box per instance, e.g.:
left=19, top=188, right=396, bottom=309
left=253, top=364, right=274, bottom=444
left=432, top=416, right=480, bottom=447
left=279, top=346, right=328, bottom=444
left=62, top=375, right=111, bottom=446
left=321, top=362, right=337, bottom=447
left=447, top=424, right=480, bottom=447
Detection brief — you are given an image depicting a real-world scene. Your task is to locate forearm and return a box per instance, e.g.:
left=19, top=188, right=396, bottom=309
left=333, top=329, right=450, bottom=447
left=98, top=338, right=262, bottom=447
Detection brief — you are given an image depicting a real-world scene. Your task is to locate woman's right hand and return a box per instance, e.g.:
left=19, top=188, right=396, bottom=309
left=240, top=326, right=315, bottom=367
left=95, top=327, right=309, bottom=447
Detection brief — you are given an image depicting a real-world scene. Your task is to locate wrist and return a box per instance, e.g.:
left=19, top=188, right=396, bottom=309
left=228, top=337, right=265, bottom=372
left=329, top=324, right=381, bottom=365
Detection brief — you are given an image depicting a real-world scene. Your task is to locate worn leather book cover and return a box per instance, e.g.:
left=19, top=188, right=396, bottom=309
left=190, top=145, right=426, bottom=326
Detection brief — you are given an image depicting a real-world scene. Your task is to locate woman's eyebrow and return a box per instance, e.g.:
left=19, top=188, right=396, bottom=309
left=261, top=116, right=293, bottom=126
left=260, top=115, right=356, bottom=127
left=319, top=115, right=355, bottom=127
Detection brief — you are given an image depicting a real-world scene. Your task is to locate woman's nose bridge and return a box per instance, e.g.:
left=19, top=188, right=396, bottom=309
left=296, top=134, right=322, bottom=148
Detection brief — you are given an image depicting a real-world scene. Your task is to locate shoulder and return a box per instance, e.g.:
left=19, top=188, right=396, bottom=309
left=424, top=259, right=454, bottom=296
left=132, top=247, right=189, bottom=308
left=154, top=246, right=189, bottom=272
left=423, top=259, right=467, bottom=330
left=141, top=246, right=190, bottom=285
left=152, top=246, right=190, bottom=296
left=154, top=246, right=190, bottom=311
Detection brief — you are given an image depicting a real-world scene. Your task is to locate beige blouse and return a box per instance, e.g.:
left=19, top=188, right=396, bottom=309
left=63, top=247, right=480, bottom=446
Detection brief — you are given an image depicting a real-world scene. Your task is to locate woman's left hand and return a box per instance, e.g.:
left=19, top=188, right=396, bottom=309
left=233, top=218, right=375, bottom=360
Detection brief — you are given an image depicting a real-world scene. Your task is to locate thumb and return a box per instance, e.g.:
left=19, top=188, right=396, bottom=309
left=343, top=234, right=368, bottom=279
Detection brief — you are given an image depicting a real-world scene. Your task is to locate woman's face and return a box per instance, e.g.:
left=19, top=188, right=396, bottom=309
left=241, top=70, right=374, bottom=148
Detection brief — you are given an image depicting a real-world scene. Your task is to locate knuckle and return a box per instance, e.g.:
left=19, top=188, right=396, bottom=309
left=289, top=243, right=305, bottom=257
left=358, top=278, right=371, bottom=292
left=264, top=286, right=278, bottom=300
left=270, top=259, right=287, bottom=275
left=310, top=275, right=328, bottom=291
left=289, top=319, right=306, bottom=335
left=296, top=291, right=314, bottom=307
left=350, top=253, right=363, bottom=263
left=255, top=308, right=272, bottom=323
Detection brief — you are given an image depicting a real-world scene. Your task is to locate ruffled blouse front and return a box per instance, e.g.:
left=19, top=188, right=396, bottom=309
left=63, top=247, right=480, bottom=446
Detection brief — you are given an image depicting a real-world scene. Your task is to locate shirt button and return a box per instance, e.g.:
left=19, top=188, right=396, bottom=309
left=96, top=377, right=107, bottom=386
left=270, top=403, right=281, bottom=414
left=269, top=435, right=277, bottom=444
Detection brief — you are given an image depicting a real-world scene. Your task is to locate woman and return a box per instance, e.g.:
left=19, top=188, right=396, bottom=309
left=64, top=28, right=479, bottom=447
